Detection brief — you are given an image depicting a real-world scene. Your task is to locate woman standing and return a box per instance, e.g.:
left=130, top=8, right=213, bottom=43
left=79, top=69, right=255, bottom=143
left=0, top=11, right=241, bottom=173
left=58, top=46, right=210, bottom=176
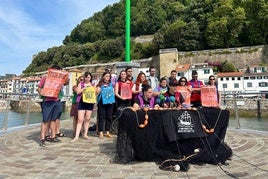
left=177, top=77, right=192, bottom=106
left=132, top=72, right=149, bottom=100
left=115, top=70, right=133, bottom=109
left=71, top=72, right=96, bottom=142
left=207, top=75, right=221, bottom=105
left=70, top=76, right=83, bottom=137
left=96, top=72, right=115, bottom=139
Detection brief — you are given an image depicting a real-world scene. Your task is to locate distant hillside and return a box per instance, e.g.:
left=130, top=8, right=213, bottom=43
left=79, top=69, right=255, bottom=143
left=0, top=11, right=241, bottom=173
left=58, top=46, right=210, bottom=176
left=23, top=0, right=268, bottom=76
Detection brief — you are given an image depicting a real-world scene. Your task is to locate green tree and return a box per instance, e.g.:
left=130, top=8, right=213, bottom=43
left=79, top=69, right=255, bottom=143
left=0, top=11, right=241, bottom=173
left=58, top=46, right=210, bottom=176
left=221, top=60, right=237, bottom=72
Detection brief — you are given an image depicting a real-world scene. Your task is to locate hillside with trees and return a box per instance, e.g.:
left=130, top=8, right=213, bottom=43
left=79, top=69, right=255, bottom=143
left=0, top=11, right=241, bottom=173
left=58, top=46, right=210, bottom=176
left=23, top=0, right=268, bottom=75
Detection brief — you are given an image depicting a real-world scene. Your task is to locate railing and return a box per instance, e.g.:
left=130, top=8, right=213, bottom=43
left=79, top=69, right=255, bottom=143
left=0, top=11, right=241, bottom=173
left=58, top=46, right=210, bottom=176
left=0, top=93, right=73, bottom=131
left=1, top=92, right=267, bottom=131
left=221, top=92, right=268, bottom=128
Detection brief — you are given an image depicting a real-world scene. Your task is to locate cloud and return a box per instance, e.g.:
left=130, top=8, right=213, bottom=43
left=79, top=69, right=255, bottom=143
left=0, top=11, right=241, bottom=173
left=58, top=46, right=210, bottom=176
left=0, top=0, right=119, bottom=75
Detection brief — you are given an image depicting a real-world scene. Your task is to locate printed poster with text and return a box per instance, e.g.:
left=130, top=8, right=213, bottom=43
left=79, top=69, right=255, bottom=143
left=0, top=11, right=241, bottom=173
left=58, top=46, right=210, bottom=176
left=120, top=83, right=132, bottom=99
left=42, top=69, right=68, bottom=98
left=177, top=86, right=191, bottom=105
left=83, top=86, right=96, bottom=104
left=201, top=86, right=218, bottom=107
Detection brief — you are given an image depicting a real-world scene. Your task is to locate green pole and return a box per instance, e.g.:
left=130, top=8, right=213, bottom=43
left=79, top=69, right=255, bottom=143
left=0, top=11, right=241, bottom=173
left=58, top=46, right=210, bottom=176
left=125, top=0, right=131, bottom=62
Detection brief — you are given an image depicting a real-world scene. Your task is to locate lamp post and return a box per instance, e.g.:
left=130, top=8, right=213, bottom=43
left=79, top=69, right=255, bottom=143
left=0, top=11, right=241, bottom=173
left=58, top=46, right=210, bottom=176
left=125, top=0, right=131, bottom=62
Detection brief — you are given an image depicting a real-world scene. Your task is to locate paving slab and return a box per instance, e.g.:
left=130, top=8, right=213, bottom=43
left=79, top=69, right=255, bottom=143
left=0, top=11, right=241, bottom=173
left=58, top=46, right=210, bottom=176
left=0, top=119, right=268, bottom=178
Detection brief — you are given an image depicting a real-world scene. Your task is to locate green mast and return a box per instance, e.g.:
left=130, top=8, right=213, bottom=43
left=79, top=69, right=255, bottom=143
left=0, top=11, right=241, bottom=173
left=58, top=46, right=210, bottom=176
left=125, top=0, right=131, bottom=62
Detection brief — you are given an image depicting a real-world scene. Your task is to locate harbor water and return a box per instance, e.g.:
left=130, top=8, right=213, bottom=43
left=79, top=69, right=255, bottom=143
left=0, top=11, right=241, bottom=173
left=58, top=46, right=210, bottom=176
left=1, top=110, right=268, bottom=132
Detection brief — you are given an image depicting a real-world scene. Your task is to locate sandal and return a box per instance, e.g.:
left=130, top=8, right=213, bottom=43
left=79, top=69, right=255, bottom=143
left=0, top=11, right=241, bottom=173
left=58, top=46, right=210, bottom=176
left=56, top=132, right=66, bottom=137
left=40, top=139, right=46, bottom=147
left=45, top=135, right=52, bottom=141
left=50, top=137, right=61, bottom=143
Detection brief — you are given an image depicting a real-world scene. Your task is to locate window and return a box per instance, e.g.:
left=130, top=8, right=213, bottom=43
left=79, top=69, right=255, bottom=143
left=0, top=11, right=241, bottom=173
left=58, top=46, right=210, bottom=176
left=204, top=69, right=210, bottom=74
left=247, top=82, right=252, bottom=87
left=257, top=76, right=262, bottom=79
left=220, top=78, right=223, bottom=81
left=232, top=77, right=235, bottom=80
left=250, top=76, right=256, bottom=80
left=259, top=82, right=268, bottom=87
left=234, top=83, right=239, bottom=88
left=223, top=84, right=227, bottom=88
left=244, top=77, right=249, bottom=80
left=226, top=77, right=229, bottom=81
left=177, top=72, right=184, bottom=76
left=237, top=77, right=241, bottom=80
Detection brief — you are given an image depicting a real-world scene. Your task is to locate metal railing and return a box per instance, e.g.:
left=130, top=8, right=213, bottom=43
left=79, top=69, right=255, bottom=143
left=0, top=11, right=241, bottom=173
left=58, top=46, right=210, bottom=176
left=0, top=93, right=72, bottom=130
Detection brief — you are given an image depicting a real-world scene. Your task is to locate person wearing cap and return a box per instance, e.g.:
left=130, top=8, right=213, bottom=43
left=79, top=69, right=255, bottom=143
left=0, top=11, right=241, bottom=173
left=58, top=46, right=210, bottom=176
left=187, top=70, right=204, bottom=107
left=160, top=79, right=185, bottom=108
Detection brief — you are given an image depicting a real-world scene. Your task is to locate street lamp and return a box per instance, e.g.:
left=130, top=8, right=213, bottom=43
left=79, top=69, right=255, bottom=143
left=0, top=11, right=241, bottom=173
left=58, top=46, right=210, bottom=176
left=125, top=0, right=131, bottom=62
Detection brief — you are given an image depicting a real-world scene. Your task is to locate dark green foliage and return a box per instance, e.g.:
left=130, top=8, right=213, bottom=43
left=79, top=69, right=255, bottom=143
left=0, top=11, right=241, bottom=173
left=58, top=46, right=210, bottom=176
left=23, top=0, right=268, bottom=75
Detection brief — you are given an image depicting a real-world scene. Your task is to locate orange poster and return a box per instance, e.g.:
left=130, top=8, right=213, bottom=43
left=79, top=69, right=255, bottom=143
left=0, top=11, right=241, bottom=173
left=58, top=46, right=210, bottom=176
left=200, top=86, right=218, bottom=107
left=42, top=69, right=68, bottom=98
left=177, top=86, right=191, bottom=105
left=120, top=83, right=132, bottom=99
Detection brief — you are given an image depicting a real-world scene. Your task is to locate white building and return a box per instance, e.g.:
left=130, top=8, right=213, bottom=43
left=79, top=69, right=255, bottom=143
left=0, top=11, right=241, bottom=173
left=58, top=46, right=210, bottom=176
left=176, top=63, right=214, bottom=84
left=217, top=72, right=244, bottom=93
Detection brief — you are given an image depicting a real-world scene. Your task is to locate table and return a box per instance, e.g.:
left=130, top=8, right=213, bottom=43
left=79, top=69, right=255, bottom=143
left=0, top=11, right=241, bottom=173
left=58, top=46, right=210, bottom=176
left=115, top=107, right=232, bottom=171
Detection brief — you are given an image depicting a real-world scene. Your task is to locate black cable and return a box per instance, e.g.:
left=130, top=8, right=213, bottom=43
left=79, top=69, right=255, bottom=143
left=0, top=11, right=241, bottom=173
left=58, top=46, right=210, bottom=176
left=197, top=110, right=240, bottom=179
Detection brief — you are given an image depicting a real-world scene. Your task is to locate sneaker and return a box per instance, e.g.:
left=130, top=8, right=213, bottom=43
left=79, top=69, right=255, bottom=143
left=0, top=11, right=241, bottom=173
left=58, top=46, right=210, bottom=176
left=99, top=132, right=104, bottom=139
left=50, top=137, right=61, bottom=143
left=40, top=139, right=46, bottom=147
left=104, top=133, right=113, bottom=138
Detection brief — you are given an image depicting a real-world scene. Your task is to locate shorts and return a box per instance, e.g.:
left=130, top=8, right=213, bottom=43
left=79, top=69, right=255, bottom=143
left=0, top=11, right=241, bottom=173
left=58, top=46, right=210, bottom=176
left=41, top=101, right=63, bottom=123
left=70, top=103, right=78, bottom=117
left=78, top=101, right=94, bottom=111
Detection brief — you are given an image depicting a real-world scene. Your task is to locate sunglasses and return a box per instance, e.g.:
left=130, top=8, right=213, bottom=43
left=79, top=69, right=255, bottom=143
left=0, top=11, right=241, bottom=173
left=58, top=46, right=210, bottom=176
left=180, top=80, right=186, bottom=82
left=209, top=78, right=215, bottom=81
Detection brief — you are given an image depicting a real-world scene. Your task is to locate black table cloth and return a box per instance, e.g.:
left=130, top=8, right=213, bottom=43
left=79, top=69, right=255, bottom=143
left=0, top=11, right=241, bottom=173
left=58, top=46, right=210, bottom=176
left=114, top=107, right=232, bottom=171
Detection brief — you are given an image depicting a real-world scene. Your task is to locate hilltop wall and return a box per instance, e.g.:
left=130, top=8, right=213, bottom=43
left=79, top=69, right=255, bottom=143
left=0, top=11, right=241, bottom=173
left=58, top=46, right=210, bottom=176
left=68, top=45, right=267, bottom=79
left=158, top=45, right=267, bottom=78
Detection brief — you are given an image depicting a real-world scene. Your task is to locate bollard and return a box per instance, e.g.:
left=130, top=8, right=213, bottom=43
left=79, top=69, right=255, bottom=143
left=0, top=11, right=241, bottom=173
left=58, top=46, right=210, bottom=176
left=257, top=99, right=261, bottom=120
left=233, top=94, right=240, bottom=129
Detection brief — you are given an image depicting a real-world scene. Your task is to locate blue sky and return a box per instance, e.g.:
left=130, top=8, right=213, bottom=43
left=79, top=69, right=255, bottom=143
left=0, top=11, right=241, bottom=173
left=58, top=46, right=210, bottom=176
left=0, top=0, right=120, bottom=76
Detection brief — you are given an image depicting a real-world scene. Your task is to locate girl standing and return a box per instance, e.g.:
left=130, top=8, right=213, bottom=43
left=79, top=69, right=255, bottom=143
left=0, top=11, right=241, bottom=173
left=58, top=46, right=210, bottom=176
left=71, top=72, right=96, bottom=142
left=96, top=72, right=115, bottom=139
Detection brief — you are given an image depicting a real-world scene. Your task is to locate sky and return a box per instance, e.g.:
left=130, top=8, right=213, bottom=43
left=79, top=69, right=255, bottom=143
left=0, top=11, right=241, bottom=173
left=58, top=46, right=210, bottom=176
left=0, top=0, right=120, bottom=76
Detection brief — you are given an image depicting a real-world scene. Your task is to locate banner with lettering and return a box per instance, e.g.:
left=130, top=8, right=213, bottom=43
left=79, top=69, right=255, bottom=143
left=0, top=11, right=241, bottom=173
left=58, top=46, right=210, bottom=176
left=176, top=86, right=191, bottom=105
left=42, top=69, right=68, bottom=98
left=82, top=86, right=96, bottom=104
left=201, top=86, right=218, bottom=107
left=120, top=83, right=132, bottom=99
left=162, top=110, right=205, bottom=141
left=101, top=86, right=115, bottom=104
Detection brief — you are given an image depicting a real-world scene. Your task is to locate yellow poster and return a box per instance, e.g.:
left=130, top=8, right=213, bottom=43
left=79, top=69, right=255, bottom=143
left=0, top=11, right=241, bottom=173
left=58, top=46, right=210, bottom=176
left=82, top=86, right=96, bottom=104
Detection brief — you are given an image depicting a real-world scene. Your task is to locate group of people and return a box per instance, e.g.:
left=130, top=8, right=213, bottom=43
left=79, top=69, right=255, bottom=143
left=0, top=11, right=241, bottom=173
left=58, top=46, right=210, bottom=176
left=38, top=65, right=220, bottom=147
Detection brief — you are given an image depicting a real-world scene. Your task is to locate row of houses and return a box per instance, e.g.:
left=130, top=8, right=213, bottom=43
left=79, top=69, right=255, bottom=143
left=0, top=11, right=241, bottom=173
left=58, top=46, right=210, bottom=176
left=1, top=62, right=268, bottom=99
left=175, top=63, right=268, bottom=97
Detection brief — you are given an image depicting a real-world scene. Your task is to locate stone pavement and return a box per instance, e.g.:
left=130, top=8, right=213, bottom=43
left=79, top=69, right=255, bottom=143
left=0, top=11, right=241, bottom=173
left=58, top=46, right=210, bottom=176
left=0, top=119, right=268, bottom=179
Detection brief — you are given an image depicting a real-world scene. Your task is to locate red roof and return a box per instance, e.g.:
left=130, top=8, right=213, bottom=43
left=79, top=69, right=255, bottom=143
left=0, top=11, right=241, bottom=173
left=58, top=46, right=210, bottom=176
left=217, top=72, right=243, bottom=77
left=175, top=64, right=190, bottom=72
